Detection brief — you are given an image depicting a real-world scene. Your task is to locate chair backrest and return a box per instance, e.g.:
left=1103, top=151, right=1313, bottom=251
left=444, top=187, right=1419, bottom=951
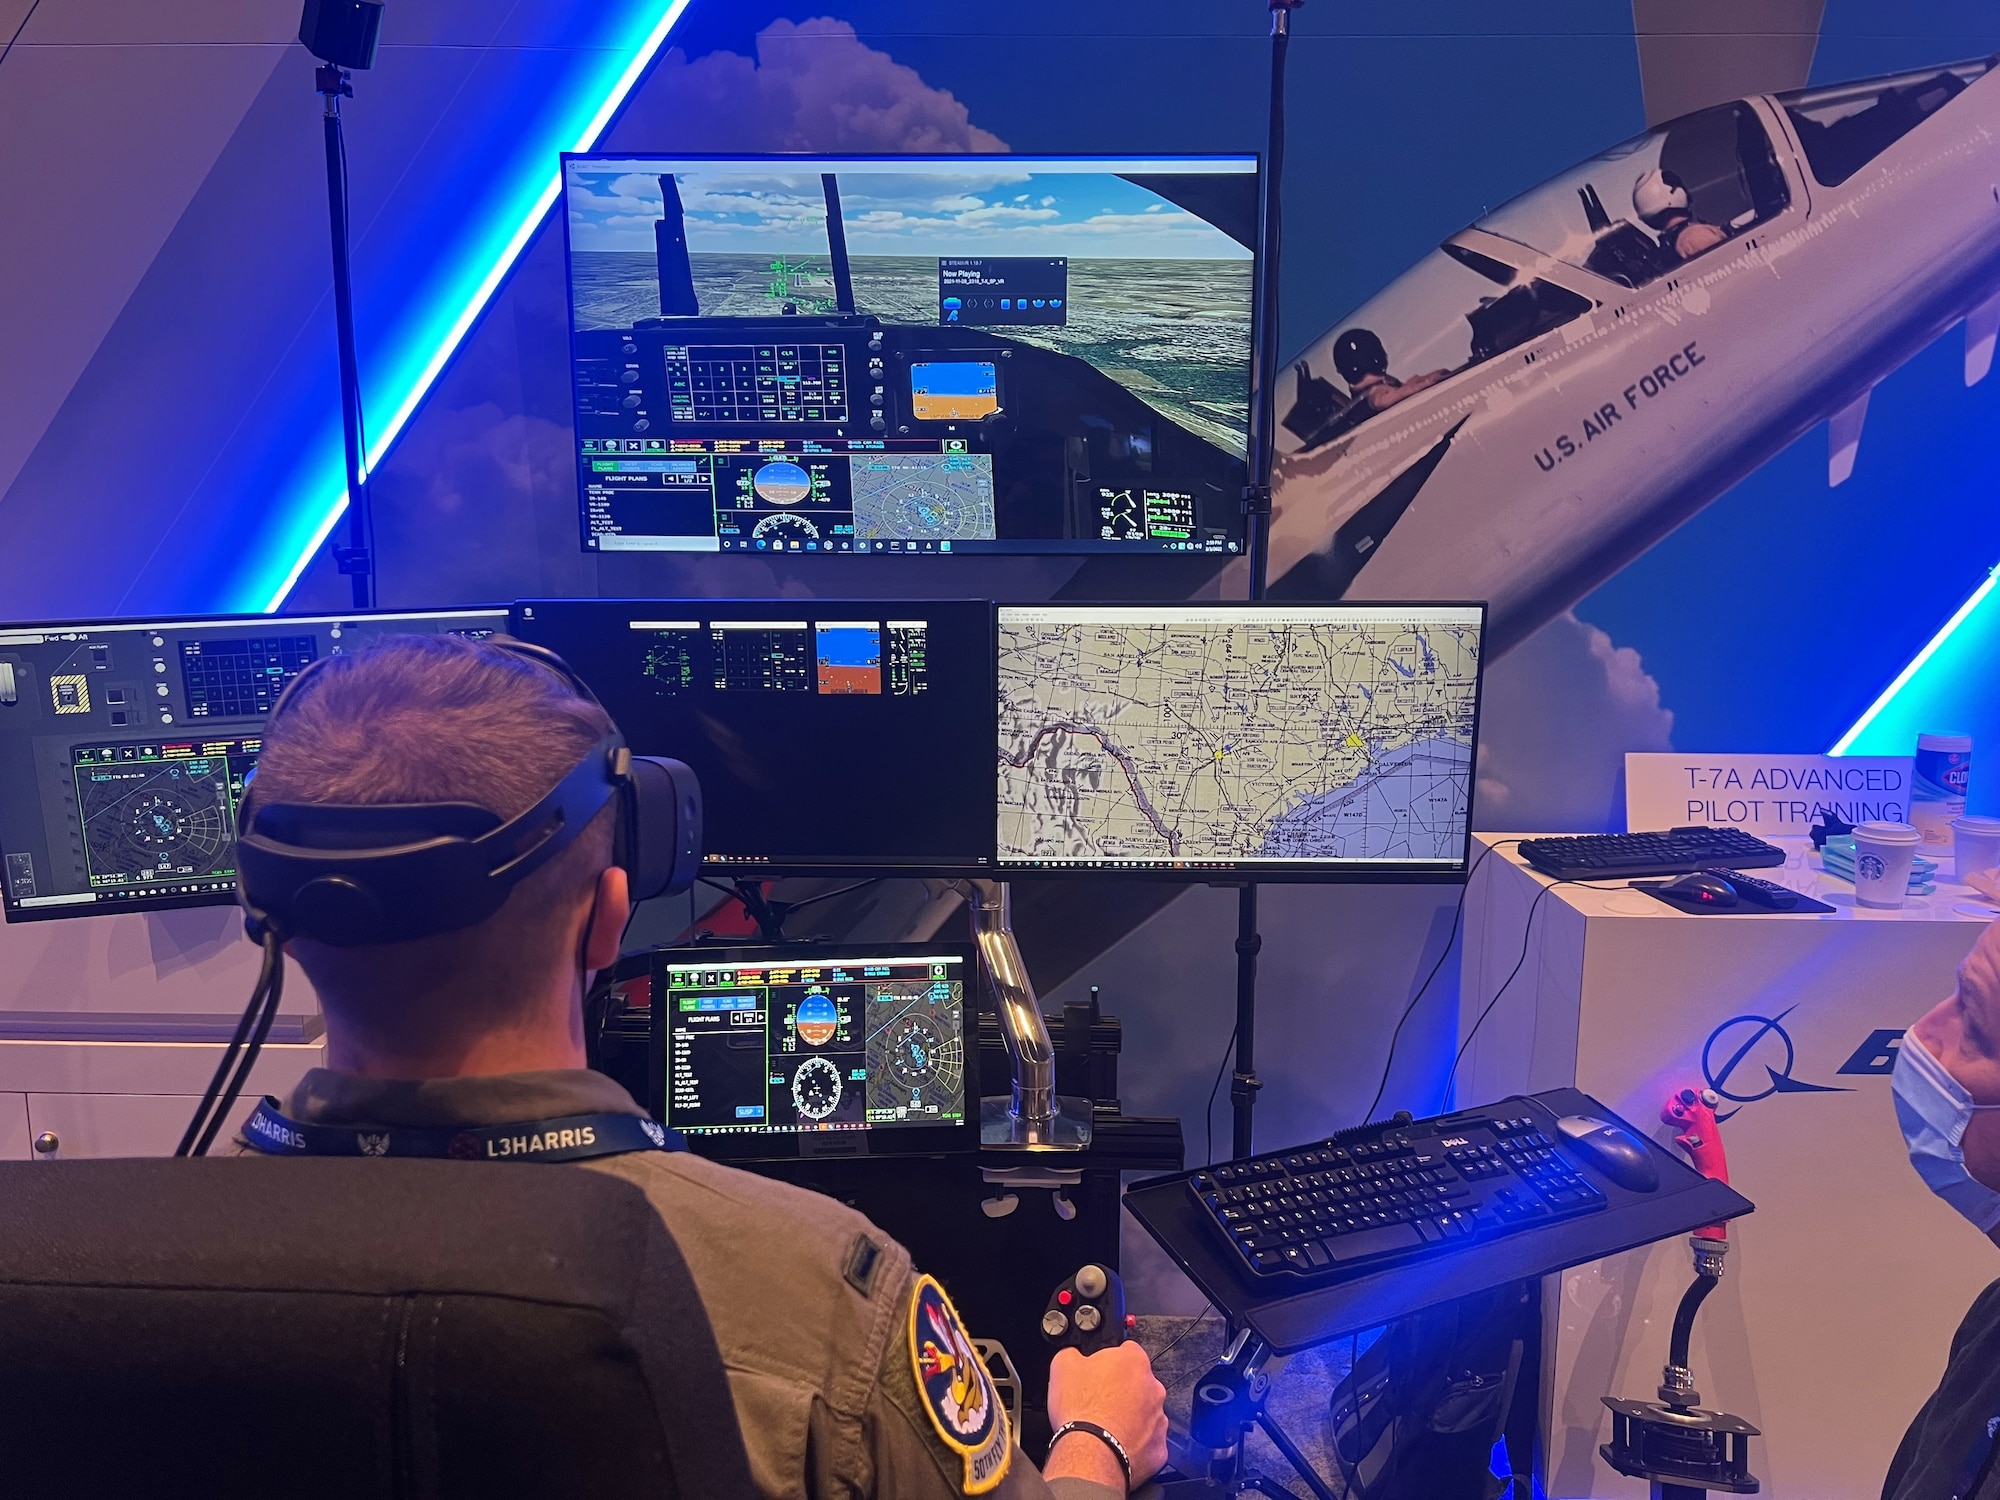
left=0, top=1156, right=757, bottom=1500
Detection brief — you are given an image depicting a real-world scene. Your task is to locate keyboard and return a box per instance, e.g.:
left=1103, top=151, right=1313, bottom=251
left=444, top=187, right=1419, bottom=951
left=1188, top=1101, right=1607, bottom=1282
left=1517, top=826, right=1785, bottom=881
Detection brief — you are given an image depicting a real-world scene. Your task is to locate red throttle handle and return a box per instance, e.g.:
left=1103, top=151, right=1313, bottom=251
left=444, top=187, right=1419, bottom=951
left=1662, top=1087, right=1731, bottom=1240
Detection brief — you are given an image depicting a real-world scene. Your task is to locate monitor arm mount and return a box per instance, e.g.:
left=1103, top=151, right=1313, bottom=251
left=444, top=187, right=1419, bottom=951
left=961, top=881, right=1090, bottom=1150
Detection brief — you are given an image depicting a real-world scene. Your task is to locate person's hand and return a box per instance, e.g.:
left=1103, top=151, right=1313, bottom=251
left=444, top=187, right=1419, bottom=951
left=1044, top=1341, right=1168, bottom=1490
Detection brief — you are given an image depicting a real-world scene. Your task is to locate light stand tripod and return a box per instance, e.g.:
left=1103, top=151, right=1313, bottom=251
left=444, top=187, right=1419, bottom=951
left=1229, top=0, right=1303, bottom=1160
left=316, top=60, right=375, bottom=609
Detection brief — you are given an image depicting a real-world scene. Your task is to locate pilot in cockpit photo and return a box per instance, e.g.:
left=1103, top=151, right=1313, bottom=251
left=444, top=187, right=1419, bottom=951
left=1633, top=168, right=1728, bottom=264
left=1334, top=327, right=1450, bottom=416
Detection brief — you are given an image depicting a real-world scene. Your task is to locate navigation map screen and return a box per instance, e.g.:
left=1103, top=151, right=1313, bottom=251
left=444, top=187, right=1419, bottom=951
left=995, top=604, right=1486, bottom=879
left=0, top=609, right=507, bottom=921
left=652, top=945, right=975, bottom=1159
left=561, top=154, right=1257, bottom=557
left=510, top=599, right=994, bottom=876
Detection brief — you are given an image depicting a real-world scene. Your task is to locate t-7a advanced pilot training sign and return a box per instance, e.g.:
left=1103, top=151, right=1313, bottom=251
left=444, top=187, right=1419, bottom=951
left=1626, top=753, right=1914, bottom=836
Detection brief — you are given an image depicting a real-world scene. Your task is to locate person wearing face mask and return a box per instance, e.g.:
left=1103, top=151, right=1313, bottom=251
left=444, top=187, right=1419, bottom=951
left=1885, top=918, right=2000, bottom=1500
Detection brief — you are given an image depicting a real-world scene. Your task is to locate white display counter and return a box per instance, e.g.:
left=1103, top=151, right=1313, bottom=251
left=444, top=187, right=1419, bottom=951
left=1459, top=834, right=1997, bottom=1500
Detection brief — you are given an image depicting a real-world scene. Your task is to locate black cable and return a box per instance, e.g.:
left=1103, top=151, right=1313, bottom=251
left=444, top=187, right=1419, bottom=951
left=1442, top=874, right=1633, bottom=1107
left=1146, top=1304, right=1220, bottom=1366
left=1359, top=840, right=1519, bottom=1125
left=1440, top=882, right=1554, bottom=1109
left=0, top=0, right=44, bottom=75
left=780, top=877, right=880, bottom=912
left=194, top=947, right=287, bottom=1156
left=176, top=931, right=282, bottom=1157
left=1203, top=1018, right=1238, bottom=1168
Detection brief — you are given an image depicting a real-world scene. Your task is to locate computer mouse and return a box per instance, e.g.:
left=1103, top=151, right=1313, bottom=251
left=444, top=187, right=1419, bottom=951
left=1661, top=871, right=1740, bottom=908
left=1555, top=1115, right=1660, bottom=1193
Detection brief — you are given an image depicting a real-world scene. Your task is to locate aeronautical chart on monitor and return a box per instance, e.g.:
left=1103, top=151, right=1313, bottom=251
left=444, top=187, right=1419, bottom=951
left=997, top=609, right=1480, bottom=866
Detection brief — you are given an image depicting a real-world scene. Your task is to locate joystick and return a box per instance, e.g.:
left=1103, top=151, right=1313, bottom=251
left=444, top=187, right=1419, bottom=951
left=1041, top=1263, right=1132, bottom=1354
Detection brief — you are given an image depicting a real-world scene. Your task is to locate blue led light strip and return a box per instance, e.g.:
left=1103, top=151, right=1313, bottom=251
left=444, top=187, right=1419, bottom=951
left=258, top=0, right=694, bottom=612
left=1829, top=565, right=2000, bottom=754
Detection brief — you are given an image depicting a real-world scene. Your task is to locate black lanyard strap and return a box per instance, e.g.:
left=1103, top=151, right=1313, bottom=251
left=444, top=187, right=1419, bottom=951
left=241, top=1097, right=686, bottom=1162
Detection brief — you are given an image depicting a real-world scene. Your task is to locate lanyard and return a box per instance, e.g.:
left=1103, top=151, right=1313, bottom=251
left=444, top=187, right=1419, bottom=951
left=240, top=1097, right=686, bottom=1162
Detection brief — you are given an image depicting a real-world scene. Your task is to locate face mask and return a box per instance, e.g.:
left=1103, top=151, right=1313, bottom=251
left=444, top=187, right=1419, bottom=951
left=1894, top=1033, right=2000, bottom=1233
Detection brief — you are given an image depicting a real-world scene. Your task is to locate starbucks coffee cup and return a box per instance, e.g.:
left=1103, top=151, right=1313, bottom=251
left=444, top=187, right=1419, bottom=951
left=1912, top=732, right=1973, bottom=848
left=1954, top=815, right=2000, bottom=885
left=1853, top=820, right=1921, bottom=909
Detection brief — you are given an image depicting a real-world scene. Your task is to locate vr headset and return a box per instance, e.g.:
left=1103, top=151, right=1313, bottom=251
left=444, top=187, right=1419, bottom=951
left=234, top=638, right=701, bottom=946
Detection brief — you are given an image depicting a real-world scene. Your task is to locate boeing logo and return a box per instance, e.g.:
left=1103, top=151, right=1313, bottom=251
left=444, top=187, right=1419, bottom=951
left=1702, top=1008, right=1852, bottom=1120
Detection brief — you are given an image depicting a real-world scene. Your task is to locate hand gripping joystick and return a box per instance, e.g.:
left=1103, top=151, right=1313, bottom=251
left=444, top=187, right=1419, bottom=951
left=1041, top=1263, right=1132, bottom=1355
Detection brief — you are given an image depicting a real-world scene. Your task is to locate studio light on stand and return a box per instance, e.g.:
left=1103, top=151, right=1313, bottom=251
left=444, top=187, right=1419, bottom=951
left=1227, top=0, right=1304, bottom=1166
left=299, top=0, right=384, bottom=609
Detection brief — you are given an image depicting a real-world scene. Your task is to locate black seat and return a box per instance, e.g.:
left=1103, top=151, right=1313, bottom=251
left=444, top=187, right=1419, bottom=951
left=0, top=1157, right=756, bottom=1500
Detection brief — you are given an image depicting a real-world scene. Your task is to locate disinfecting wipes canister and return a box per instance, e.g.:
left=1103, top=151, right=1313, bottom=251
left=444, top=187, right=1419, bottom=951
left=1912, top=732, right=1972, bottom=848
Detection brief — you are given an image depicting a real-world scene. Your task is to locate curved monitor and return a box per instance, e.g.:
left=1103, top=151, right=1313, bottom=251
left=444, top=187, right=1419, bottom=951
left=561, top=153, right=1257, bottom=558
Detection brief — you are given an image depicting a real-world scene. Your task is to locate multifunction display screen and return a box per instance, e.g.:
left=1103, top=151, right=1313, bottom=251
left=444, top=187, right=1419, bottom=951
left=510, top=598, right=993, bottom=875
left=0, top=609, right=506, bottom=921
left=660, top=951, right=969, bottom=1147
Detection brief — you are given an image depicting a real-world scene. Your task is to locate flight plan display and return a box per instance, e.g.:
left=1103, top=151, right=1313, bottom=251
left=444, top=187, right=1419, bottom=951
left=661, top=949, right=970, bottom=1157
left=995, top=604, right=1485, bottom=877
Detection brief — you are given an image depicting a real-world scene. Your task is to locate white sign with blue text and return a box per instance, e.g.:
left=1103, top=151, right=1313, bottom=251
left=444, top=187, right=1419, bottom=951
left=1625, top=753, right=1915, bottom=837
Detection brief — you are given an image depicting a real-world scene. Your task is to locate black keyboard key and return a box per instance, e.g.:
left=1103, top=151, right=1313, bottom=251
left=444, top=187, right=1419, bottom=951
left=1323, top=1222, right=1424, bottom=1264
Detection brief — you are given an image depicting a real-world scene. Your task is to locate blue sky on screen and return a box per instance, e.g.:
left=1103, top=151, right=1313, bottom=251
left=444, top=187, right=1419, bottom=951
left=565, top=161, right=1248, bottom=259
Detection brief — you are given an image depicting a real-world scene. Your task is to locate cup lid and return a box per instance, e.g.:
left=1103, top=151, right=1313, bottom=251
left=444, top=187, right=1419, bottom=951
left=1919, top=732, right=1974, bottom=752
left=1953, top=815, right=2000, bottom=834
left=1855, top=820, right=1921, bottom=844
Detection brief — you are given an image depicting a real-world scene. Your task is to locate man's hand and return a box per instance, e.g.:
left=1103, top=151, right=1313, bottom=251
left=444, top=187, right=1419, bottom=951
left=1044, top=1341, right=1168, bottom=1491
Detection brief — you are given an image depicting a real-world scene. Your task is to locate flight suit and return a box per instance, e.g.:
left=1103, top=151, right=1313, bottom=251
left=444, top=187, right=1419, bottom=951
left=244, top=1068, right=1121, bottom=1500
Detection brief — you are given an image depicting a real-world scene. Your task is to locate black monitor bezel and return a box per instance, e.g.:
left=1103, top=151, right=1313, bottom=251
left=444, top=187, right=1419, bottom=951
left=991, top=598, right=1489, bottom=884
left=644, top=940, right=983, bottom=1161
left=556, top=149, right=1263, bottom=559
left=0, top=605, right=509, bottom=923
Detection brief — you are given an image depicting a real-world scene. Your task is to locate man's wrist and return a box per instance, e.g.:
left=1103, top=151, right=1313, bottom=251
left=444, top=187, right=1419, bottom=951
left=1046, top=1422, right=1131, bottom=1493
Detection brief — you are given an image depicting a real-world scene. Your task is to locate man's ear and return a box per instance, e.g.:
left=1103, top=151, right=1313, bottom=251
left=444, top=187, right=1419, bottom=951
left=583, top=864, right=631, bottom=975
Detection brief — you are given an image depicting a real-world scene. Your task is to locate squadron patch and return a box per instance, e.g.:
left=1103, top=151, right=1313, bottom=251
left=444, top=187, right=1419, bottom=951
left=909, top=1275, right=1012, bottom=1493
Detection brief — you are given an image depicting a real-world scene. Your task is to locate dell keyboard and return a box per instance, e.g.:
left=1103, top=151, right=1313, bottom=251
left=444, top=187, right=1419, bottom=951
left=1517, top=826, right=1785, bottom=881
left=1188, top=1102, right=1608, bottom=1283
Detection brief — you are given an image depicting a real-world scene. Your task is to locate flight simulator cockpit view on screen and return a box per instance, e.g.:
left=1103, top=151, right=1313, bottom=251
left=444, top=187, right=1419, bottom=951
left=561, top=153, right=1258, bottom=557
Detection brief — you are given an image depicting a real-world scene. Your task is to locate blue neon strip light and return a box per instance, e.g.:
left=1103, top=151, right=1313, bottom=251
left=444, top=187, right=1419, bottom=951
left=1830, top=564, right=2000, bottom=754
left=251, top=0, right=694, bottom=613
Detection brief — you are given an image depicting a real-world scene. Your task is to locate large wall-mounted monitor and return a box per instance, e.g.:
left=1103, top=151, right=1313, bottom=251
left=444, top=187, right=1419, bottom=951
left=560, top=153, right=1257, bottom=559
left=0, top=608, right=508, bottom=922
left=994, top=603, right=1486, bottom=880
left=510, top=598, right=995, bottom=876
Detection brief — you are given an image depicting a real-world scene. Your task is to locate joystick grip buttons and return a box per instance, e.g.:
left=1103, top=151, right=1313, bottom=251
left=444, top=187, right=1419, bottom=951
left=1042, top=1263, right=1129, bottom=1352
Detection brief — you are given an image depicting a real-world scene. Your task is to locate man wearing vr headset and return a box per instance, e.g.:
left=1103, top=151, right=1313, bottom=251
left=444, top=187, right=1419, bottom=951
left=231, top=634, right=1165, bottom=1500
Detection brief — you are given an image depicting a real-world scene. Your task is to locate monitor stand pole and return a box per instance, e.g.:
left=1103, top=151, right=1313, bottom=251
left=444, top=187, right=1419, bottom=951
left=1229, top=0, right=1301, bottom=1161
left=316, top=63, right=375, bottom=609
